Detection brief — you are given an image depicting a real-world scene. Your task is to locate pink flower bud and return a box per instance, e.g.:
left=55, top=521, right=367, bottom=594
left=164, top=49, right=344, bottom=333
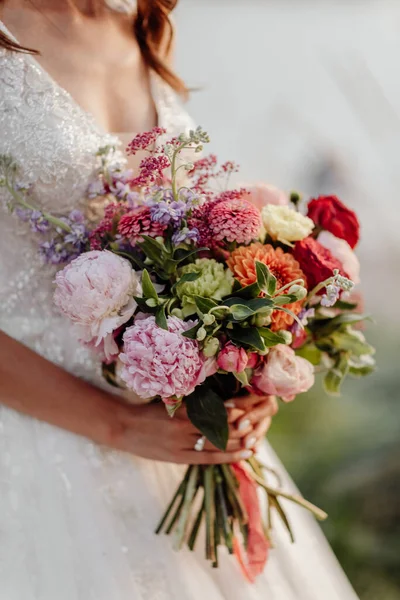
left=217, top=343, right=248, bottom=373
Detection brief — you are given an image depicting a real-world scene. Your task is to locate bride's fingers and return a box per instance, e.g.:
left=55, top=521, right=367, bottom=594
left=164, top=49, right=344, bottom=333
left=236, top=397, right=278, bottom=432
left=225, top=394, right=274, bottom=413
left=242, top=417, right=272, bottom=450
left=179, top=448, right=254, bottom=465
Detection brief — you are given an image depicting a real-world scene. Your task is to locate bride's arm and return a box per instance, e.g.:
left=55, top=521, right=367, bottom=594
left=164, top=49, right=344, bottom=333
left=0, top=331, right=276, bottom=463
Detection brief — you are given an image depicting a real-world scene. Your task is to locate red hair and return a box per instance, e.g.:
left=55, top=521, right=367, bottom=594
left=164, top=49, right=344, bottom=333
left=0, top=0, right=187, bottom=95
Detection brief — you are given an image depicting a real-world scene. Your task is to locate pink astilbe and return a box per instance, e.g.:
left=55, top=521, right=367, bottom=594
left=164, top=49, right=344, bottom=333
left=126, top=127, right=167, bottom=155
left=129, top=154, right=171, bottom=189
left=118, top=205, right=166, bottom=246
left=189, top=154, right=218, bottom=194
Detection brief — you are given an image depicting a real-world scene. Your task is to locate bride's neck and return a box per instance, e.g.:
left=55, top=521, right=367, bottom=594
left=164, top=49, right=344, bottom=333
left=3, top=1, right=108, bottom=17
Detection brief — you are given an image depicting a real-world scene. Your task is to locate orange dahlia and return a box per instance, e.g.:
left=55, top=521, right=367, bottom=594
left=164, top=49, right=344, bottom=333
left=227, top=242, right=306, bottom=331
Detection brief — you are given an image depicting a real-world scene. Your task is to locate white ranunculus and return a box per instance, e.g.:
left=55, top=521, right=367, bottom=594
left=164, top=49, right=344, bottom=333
left=261, top=205, right=314, bottom=245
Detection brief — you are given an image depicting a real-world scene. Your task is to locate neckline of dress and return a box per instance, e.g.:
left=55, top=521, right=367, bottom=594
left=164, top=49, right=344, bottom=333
left=0, top=19, right=161, bottom=138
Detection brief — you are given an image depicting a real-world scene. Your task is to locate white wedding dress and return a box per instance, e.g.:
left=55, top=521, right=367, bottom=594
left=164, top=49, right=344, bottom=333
left=0, top=21, right=359, bottom=600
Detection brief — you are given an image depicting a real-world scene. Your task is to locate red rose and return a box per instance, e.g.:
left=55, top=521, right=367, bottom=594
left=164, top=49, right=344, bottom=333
left=307, top=195, right=360, bottom=249
left=293, top=237, right=348, bottom=290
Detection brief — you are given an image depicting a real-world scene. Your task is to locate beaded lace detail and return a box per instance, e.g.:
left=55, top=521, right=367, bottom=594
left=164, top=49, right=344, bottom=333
left=0, top=21, right=194, bottom=384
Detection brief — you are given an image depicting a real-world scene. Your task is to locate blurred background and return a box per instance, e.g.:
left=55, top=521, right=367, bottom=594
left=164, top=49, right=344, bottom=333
left=175, top=1, right=399, bottom=598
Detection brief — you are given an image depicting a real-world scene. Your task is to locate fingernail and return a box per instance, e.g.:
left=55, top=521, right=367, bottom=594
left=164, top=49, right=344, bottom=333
left=245, top=436, right=257, bottom=449
left=225, top=401, right=235, bottom=408
left=238, top=418, right=251, bottom=432
left=240, top=449, right=254, bottom=459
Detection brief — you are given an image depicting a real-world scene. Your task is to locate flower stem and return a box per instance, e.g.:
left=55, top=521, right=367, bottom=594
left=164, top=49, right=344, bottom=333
left=173, top=465, right=200, bottom=550
left=204, top=465, right=216, bottom=562
left=250, top=472, right=328, bottom=521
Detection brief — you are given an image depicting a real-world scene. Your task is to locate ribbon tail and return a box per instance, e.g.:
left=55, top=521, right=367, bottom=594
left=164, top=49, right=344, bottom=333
left=232, top=462, right=270, bottom=581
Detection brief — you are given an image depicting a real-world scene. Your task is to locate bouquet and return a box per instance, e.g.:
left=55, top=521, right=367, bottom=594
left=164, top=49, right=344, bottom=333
left=0, top=127, right=375, bottom=581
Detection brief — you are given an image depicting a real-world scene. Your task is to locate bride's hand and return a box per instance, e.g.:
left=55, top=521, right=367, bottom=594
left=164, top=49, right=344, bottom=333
left=111, top=395, right=277, bottom=465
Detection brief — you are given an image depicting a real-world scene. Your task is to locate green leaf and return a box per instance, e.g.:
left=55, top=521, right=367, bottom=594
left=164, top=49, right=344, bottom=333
left=186, top=387, right=229, bottom=451
left=227, top=326, right=265, bottom=352
left=329, top=328, right=375, bottom=357
left=134, top=296, right=156, bottom=313
left=141, top=269, right=159, bottom=301
left=228, top=304, right=255, bottom=321
left=172, top=271, right=201, bottom=294
left=272, top=294, right=297, bottom=306
left=274, top=306, right=304, bottom=328
left=155, top=305, right=168, bottom=330
left=335, top=300, right=359, bottom=311
left=233, top=370, right=250, bottom=387
left=194, top=296, right=218, bottom=315
left=172, top=247, right=210, bottom=264
left=181, top=322, right=202, bottom=339
left=255, top=261, right=277, bottom=296
left=295, top=343, right=322, bottom=366
left=138, top=236, right=167, bottom=265
left=348, top=354, right=376, bottom=377
left=258, top=328, right=288, bottom=347
left=228, top=281, right=261, bottom=300
left=315, top=313, right=371, bottom=337
left=324, top=354, right=349, bottom=396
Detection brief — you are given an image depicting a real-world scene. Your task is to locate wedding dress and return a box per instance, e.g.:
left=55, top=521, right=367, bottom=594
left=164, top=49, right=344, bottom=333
left=0, top=21, right=359, bottom=600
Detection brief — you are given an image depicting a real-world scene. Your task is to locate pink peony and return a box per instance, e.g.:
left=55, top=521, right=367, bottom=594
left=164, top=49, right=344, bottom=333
left=54, top=251, right=140, bottom=359
left=118, top=206, right=166, bottom=246
left=208, top=197, right=262, bottom=245
left=251, top=345, right=314, bottom=402
left=119, top=315, right=208, bottom=401
left=318, top=231, right=360, bottom=285
left=245, top=183, right=289, bottom=210
left=217, top=343, right=248, bottom=373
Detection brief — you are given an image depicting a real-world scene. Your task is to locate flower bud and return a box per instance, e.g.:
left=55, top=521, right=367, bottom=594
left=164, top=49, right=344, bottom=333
left=253, top=313, right=272, bottom=327
left=146, top=298, right=158, bottom=308
left=171, top=308, right=183, bottom=319
left=203, top=313, right=216, bottom=326
left=278, top=330, right=293, bottom=345
left=288, top=284, right=307, bottom=300
left=196, top=327, right=207, bottom=341
left=203, top=336, right=220, bottom=357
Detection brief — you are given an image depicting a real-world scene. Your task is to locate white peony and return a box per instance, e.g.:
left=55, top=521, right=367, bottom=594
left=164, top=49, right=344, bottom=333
left=54, top=250, right=141, bottom=358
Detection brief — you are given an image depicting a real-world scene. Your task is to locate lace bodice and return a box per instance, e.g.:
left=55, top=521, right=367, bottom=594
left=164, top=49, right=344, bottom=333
left=0, top=21, right=194, bottom=384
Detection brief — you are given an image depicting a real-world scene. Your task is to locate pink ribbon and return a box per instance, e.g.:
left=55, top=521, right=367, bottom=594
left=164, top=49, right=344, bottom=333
left=231, top=462, right=270, bottom=582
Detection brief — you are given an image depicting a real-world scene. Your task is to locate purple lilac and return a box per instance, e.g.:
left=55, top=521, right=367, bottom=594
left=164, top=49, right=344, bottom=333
left=291, top=308, right=315, bottom=337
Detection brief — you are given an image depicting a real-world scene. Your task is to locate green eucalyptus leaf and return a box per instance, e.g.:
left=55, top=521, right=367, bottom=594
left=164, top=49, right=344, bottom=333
left=227, top=326, right=265, bottom=352
left=141, top=269, right=159, bottom=301
left=185, top=387, right=229, bottom=451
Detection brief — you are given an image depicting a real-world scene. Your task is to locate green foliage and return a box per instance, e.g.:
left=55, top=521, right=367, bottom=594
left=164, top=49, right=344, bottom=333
left=186, top=385, right=229, bottom=451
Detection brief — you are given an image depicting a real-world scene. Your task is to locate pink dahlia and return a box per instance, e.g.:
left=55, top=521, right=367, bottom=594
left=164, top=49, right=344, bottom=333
left=208, top=197, right=262, bottom=244
left=118, top=206, right=166, bottom=246
left=54, top=250, right=141, bottom=359
left=119, top=315, right=208, bottom=401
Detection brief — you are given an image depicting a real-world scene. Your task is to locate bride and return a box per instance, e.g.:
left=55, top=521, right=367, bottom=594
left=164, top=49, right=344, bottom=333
left=0, top=1, right=359, bottom=598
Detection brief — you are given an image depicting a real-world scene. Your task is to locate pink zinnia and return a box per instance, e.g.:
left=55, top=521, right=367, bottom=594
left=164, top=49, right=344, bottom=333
left=208, top=197, right=262, bottom=244
left=118, top=206, right=166, bottom=246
